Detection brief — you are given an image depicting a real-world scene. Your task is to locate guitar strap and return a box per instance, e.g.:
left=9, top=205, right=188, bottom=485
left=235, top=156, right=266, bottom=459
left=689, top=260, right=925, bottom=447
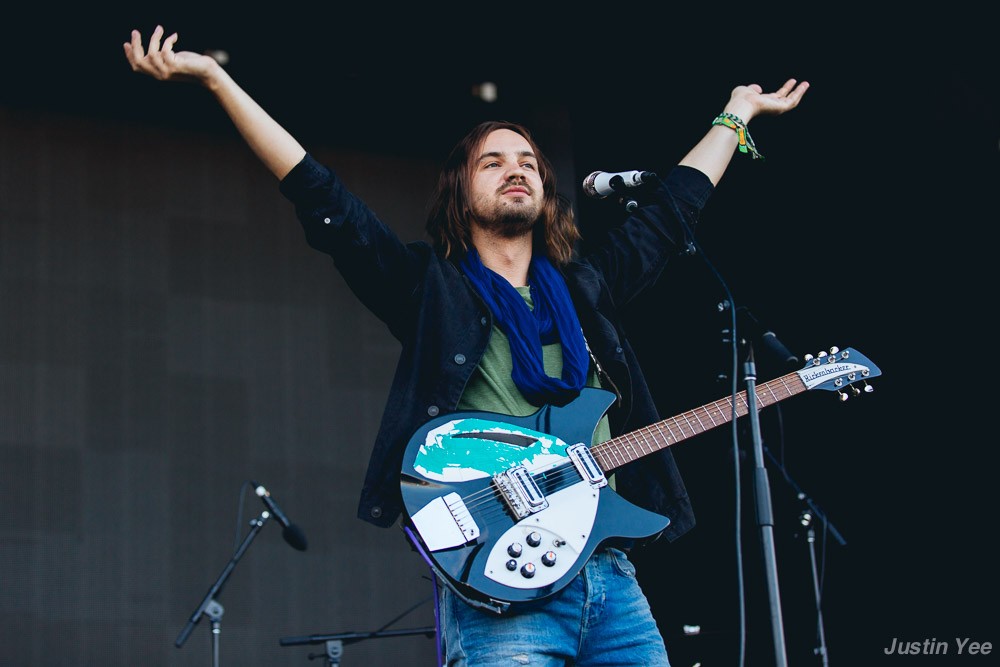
left=582, top=330, right=622, bottom=408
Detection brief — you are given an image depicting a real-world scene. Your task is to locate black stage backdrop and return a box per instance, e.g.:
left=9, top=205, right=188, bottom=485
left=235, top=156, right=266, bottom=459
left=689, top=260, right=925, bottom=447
left=1, top=7, right=995, bottom=666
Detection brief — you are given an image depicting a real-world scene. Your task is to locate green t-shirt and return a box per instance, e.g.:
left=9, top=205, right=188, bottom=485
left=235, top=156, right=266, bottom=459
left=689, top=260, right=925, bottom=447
left=458, top=286, right=612, bottom=448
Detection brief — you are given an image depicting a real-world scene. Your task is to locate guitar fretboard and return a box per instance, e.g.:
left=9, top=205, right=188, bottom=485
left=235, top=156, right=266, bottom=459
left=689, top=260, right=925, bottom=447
left=591, top=371, right=807, bottom=472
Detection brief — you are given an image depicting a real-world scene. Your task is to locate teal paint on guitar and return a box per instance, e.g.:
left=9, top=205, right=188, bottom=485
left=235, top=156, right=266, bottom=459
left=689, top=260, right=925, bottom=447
left=414, top=418, right=570, bottom=482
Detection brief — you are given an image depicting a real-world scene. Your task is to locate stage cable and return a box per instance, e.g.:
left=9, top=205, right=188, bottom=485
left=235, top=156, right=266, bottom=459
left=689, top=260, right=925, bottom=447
left=663, top=190, right=748, bottom=667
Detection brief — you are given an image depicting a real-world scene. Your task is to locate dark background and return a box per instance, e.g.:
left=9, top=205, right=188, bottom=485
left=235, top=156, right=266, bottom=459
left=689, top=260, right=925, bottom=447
left=2, top=6, right=995, bottom=666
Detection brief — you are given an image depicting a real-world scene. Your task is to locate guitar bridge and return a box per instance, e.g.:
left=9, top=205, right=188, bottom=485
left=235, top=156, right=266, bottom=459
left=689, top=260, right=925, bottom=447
left=494, top=466, right=548, bottom=519
left=567, top=444, right=608, bottom=489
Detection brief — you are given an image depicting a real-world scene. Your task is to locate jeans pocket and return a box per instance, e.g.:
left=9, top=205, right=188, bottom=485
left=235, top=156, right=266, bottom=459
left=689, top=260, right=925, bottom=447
left=607, top=547, right=637, bottom=578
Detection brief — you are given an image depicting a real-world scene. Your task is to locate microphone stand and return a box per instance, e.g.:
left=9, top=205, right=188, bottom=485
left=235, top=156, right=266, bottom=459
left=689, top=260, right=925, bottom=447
left=742, top=343, right=790, bottom=667
left=764, top=446, right=848, bottom=549
left=175, top=511, right=271, bottom=666
left=806, top=526, right=829, bottom=666
left=279, top=626, right=437, bottom=666
left=765, top=446, right=846, bottom=666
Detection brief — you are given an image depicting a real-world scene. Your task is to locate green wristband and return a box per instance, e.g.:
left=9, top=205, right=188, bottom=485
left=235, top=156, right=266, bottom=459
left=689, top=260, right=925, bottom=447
left=712, top=113, right=764, bottom=161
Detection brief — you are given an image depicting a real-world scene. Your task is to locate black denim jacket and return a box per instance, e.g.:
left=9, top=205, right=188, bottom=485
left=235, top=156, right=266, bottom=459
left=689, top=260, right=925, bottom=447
left=279, top=154, right=714, bottom=543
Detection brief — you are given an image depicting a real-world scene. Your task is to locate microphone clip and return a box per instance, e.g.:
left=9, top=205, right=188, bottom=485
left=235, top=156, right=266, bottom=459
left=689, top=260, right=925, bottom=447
left=616, top=172, right=656, bottom=212
left=620, top=195, right=641, bottom=213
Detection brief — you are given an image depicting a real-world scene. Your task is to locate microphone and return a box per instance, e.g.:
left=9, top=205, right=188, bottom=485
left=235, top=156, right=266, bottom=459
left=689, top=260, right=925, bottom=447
left=582, top=170, right=657, bottom=198
left=252, top=481, right=308, bottom=551
left=760, top=330, right=799, bottom=367
left=718, top=302, right=800, bottom=370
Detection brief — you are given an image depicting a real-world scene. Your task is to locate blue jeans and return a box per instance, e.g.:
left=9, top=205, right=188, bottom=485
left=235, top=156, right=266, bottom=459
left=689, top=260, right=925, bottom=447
left=438, top=548, right=670, bottom=666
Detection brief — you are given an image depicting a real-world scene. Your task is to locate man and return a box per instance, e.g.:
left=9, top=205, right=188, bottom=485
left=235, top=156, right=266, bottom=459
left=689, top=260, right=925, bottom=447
left=124, top=24, right=807, bottom=665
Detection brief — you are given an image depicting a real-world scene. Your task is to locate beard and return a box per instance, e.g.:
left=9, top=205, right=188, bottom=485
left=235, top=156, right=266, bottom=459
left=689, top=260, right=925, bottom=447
left=471, top=191, right=541, bottom=239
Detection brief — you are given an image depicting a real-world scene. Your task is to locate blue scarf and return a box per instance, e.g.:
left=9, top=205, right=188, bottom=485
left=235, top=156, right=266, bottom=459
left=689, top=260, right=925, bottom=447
left=461, top=248, right=588, bottom=406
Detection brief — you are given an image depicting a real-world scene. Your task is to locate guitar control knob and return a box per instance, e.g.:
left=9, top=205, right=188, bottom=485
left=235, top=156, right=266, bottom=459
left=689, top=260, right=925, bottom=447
left=541, top=551, right=557, bottom=567
left=506, top=559, right=518, bottom=571
left=526, top=532, right=542, bottom=547
left=507, top=543, right=523, bottom=558
left=520, top=563, right=536, bottom=578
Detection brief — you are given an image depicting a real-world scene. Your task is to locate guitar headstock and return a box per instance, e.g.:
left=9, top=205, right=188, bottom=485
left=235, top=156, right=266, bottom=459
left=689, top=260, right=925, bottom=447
left=795, top=347, right=882, bottom=401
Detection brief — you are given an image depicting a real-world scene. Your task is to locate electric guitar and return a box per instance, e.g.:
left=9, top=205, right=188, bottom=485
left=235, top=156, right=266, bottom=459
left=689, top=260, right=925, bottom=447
left=400, top=347, right=880, bottom=614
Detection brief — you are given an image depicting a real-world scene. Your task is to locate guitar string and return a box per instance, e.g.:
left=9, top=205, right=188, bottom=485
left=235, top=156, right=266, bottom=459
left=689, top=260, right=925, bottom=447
left=451, top=393, right=758, bottom=514
left=448, top=390, right=747, bottom=514
left=452, top=419, right=693, bottom=514
left=440, top=375, right=802, bottom=516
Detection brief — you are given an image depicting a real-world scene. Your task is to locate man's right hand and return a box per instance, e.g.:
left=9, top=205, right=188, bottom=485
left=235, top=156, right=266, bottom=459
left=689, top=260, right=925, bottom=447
left=122, top=24, right=308, bottom=180
left=123, top=25, right=219, bottom=86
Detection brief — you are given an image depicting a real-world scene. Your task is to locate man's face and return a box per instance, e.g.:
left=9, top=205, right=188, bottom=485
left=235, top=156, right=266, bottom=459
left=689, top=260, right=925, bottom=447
left=469, top=129, right=544, bottom=238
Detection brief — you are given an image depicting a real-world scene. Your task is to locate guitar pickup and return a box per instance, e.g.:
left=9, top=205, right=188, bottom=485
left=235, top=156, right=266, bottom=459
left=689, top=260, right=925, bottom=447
left=494, top=466, right=548, bottom=519
left=567, top=444, right=608, bottom=489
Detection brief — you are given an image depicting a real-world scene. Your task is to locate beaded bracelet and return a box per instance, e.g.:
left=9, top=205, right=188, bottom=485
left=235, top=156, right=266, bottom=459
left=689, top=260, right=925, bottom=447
left=712, top=112, right=764, bottom=161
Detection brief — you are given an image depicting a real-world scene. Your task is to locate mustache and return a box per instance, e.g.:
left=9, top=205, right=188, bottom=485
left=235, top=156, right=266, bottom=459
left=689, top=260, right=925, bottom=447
left=498, top=181, right=533, bottom=195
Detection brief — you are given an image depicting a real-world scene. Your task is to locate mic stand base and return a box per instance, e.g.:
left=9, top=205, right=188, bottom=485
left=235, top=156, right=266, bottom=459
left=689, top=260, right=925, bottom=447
left=282, top=627, right=437, bottom=666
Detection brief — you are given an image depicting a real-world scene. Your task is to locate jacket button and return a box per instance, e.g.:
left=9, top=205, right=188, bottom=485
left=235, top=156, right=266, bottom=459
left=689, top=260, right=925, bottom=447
left=481, top=316, right=488, bottom=326
left=370, top=506, right=382, bottom=518
left=615, top=346, right=623, bottom=354
left=323, top=217, right=332, bottom=224
left=427, top=405, right=440, bottom=416
left=454, top=354, right=466, bottom=365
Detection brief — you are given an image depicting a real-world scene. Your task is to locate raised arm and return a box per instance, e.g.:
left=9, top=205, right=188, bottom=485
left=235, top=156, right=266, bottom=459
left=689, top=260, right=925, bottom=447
left=678, top=78, right=809, bottom=185
left=123, top=25, right=306, bottom=180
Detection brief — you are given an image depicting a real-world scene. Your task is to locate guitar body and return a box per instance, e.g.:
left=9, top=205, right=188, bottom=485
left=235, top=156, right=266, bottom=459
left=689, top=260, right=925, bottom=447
left=400, top=388, right=670, bottom=613
left=399, top=346, right=882, bottom=613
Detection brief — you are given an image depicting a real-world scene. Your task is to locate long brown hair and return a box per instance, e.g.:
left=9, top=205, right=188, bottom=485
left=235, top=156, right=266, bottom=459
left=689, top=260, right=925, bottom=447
left=425, top=121, right=579, bottom=265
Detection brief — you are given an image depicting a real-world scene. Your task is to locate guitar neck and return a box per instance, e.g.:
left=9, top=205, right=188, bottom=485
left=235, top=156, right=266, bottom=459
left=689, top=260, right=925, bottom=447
left=593, top=371, right=808, bottom=472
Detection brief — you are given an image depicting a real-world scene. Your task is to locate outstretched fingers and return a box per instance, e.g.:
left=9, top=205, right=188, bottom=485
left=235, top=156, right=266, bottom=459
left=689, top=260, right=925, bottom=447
left=763, top=79, right=809, bottom=114
left=785, top=80, right=809, bottom=105
left=162, top=31, right=179, bottom=54
left=147, top=24, right=164, bottom=56
left=123, top=29, right=144, bottom=68
left=144, top=26, right=171, bottom=78
left=773, top=78, right=798, bottom=97
left=155, top=31, right=180, bottom=73
left=123, top=25, right=183, bottom=80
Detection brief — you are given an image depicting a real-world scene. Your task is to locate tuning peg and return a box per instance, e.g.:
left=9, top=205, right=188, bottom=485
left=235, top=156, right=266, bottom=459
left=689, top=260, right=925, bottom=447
left=817, top=351, right=828, bottom=358
left=863, top=382, right=874, bottom=393
left=829, top=346, right=840, bottom=355
left=837, top=390, right=849, bottom=402
left=803, top=353, right=814, bottom=363
left=850, top=385, right=861, bottom=397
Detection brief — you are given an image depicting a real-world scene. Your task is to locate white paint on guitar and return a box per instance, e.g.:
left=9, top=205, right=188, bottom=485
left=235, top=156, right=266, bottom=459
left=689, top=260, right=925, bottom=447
left=484, top=482, right=599, bottom=589
left=409, top=492, right=481, bottom=552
